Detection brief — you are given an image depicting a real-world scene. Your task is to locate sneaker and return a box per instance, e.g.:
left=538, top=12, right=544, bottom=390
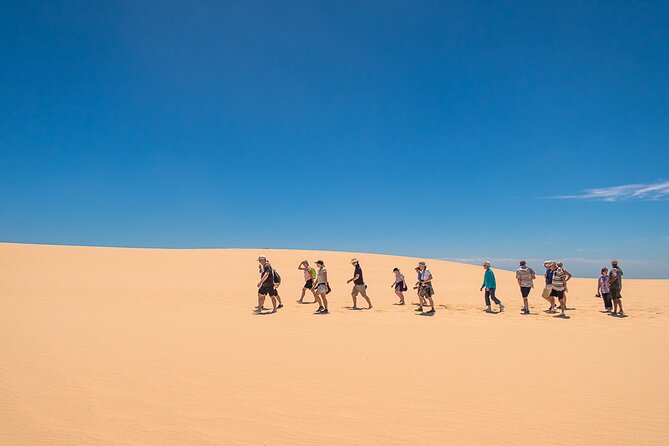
left=499, top=303, right=505, bottom=312
left=315, top=306, right=324, bottom=313
left=277, top=304, right=284, bottom=309
left=415, top=307, right=423, bottom=312
left=320, top=309, right=329, bottom=314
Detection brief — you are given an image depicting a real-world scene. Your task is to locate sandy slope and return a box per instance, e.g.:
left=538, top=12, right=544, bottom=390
left=1, top=243, right=667, bottom=445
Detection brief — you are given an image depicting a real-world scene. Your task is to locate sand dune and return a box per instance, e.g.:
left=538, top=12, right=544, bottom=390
left=1, top=243, right=667, bottom=445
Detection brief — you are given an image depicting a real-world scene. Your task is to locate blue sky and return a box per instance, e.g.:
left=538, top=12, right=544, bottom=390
left=1, top=0, right=668, bottom=278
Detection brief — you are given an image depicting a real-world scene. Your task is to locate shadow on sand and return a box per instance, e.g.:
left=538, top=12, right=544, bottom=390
left=416, top=311, right=436, bottom=317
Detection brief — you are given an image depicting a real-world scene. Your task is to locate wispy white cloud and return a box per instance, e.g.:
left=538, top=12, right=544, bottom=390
left=553, top=180, right=669, bottom=202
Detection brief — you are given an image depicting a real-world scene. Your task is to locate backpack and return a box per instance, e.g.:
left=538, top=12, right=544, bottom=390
left=273, top=269, right=281, bottom=284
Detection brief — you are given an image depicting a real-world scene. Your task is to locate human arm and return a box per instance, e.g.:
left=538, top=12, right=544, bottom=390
left=564, top=268, right=573, bottom=281
left=258, top=272, right=269, bottom=288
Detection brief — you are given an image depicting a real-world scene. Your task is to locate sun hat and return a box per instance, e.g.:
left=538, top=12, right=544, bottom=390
left=483, top=261, right=491, bottom=267
left=418, top=261, right=426, bottom=266
left=351, top=258, right=359, bottom=264
left=258, top=256, right=266, bottom=261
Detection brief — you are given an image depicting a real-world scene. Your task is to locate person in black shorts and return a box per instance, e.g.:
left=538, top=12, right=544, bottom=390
left=255, top=256, right=277, bottom=313
left=609, top=259, right=625, bottom=316
left=515, top=260, right=536, bottom=315
left=297, top=260, right=317, bottom=304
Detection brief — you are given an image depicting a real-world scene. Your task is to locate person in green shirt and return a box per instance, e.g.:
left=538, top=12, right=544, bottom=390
left=480, top=261, right=504, bottom=313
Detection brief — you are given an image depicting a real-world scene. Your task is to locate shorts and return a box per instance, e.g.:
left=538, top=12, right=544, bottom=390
left=550, top=289, right=565, bottom=299
left=351, top=284, right=368, bottom=297
left=304, top=279, right=314, bottom=289
left=395, top=282, right=406, bottom=292
left=317, top=283, right=328, bottom=294
left=610, top=288, right=622, bottom=300
left=419, top=282, right=434, bottom=298
left=520, top=286, right=532, bottom=298
left=259, top=285, right=278, bottom=297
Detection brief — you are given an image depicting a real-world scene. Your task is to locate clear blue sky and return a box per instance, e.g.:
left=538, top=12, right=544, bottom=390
left=1, top=1, right=668, bottom=278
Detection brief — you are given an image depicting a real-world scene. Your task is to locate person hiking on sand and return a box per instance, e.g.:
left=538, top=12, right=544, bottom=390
left=255, top=256, right=277, bottom=314
left=542, top=261, right=557, bottom=313
left=390, top=268, right=408, bottom=305
left=550, top=262, right=568, bottom=317
left=480, top=261, right=504, bottom=313
left=297, top=260, right=317, bottom=304
left=596, top=267, right=612, bottom=312
left=414, top=266, right=426, bottom=308
left=258, top=261, right=283, bottom=309
left=313, top=260, right=329, bottom=314
left=416, top=262, right=435, bottom=314
left=516, top=260, right=535, bottom=314
left=347, top=258, right=372, bottom=309
left=556, top=261, right=573, bottom=308
left=609, top=259, right=625, bottom=316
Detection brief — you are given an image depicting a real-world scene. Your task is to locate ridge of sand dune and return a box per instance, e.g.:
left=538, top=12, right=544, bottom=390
left=1, top=243, right=667, bottom=445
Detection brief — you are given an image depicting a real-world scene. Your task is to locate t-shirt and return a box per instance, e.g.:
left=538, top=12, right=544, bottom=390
left=395, top=272, right=404, bottom=284
left=303, top=267, right=316, bottom=281
left=598, top=276, right=610, bottom=294
left=609, top=267, right=623, bottom=289
left=261, top=263, right=274, bottom=286
left=545, top=268, right=553, bottom=285
left=552, top=268, right=566, bottom=291
left=353, top=264, right=364, bottom=285
left=516, top=266, right=536, bottom=287
left=317, top=267, right=327, bottom=284
left=420, top=268, right=433, bottom=282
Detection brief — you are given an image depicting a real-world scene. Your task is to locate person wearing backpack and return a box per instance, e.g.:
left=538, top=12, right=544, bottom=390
left=255, top=256, right=278, bottom=314
left=270, top=266, right=284, bottom=309
left=298, top=260, right=318, bottom=304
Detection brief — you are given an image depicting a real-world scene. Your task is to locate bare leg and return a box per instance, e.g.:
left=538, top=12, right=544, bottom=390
left=559, top=297, right=566, bottom=316
left=270, top=296, right=277, bottom=313
left=256, top=294, right=264, bottom=312
left=362, top=293, right=372, bottom=309
left=417, top=289, right=425, bottom=306
left=395, top=290, right=405, bottom=304
left=299, top=288, right=306, bottom=303
left=352, top=294, right=358, bottom=309
left=321, top=294, right=328, bottom=311
left=426, top=296, right=435, bottom=311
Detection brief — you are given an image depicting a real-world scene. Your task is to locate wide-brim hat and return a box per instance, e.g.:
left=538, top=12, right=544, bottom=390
left=350, top=258, right=359, bottom=264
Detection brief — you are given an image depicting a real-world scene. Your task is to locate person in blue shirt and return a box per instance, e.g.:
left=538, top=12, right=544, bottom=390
left=542, top=260, right=557, bottom=313
left=480, top=261, right=504, bottom=313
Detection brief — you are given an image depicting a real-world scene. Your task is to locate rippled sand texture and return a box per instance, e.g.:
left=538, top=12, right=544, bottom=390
left=1, top=243, right=667, bottom=445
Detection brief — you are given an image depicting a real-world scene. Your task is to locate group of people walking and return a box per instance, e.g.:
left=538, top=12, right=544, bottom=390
left=254, top=256, right=625, bottom=317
